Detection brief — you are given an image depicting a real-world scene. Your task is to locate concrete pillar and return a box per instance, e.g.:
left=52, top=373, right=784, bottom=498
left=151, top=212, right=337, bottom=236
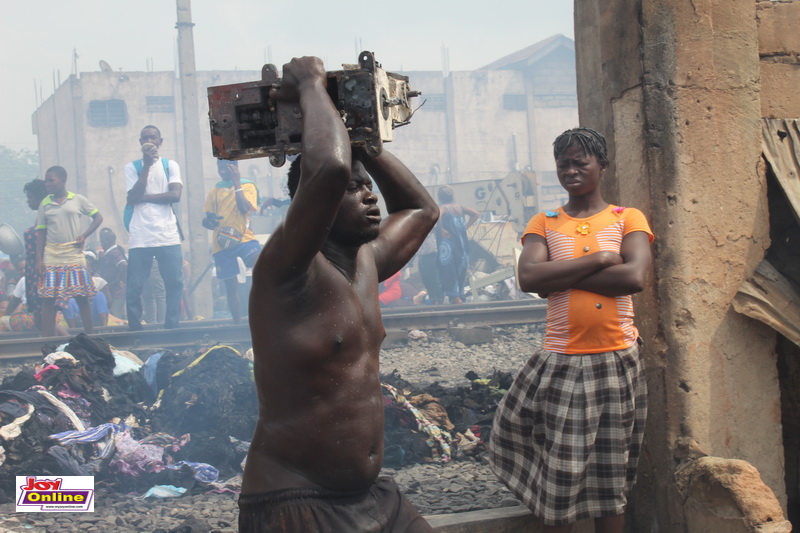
left=176, top=0, right=211, bottom=319
left=574, top=0, right=782, bottom=529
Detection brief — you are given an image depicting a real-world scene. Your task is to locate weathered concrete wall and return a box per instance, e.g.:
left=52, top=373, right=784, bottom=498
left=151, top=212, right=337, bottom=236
left=757, top=0, right=800, bottom=119
left=574, top=0, right=782, bottom=530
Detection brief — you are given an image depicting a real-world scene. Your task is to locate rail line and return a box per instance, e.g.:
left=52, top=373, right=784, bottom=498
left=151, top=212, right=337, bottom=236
left=0, top=299, right=546, bottom=361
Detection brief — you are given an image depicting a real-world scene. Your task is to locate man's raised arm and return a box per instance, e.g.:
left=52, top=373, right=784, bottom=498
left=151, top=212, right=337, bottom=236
left=360, top=150, right=439, bottom=281
left=255, top=57, right=352, bottom=284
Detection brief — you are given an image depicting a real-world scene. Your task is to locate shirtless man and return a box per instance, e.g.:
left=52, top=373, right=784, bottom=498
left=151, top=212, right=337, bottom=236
left=239, top=57, right=439, bottom=532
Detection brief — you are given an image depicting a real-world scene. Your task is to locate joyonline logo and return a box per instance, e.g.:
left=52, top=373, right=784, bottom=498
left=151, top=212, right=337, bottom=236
left=16, top=476, right=94, bottom=512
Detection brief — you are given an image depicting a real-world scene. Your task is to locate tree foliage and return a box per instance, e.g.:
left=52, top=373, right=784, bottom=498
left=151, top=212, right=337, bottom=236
left=0, top=145, right=40, bottom=246
left=0, top=145, right=39, bottom=178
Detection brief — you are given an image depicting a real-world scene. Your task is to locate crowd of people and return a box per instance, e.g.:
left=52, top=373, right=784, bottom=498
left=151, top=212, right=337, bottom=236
left=0, top=121, right=492, bottom=337
left=0, top=124, right=260, bottom=336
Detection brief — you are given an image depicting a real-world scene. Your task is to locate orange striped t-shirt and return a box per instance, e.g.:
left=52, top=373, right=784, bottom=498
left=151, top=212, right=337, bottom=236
left=522, top=205, right=654, bottom=354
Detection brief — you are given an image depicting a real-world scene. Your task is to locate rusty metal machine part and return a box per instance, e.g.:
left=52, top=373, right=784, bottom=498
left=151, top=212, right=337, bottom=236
left=207, top=51, right=420, bottom=166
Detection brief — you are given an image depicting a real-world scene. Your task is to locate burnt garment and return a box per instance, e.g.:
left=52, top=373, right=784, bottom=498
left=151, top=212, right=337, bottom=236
left=488, top=342, right=647, bottom=527
left=237, top=476, right=433, bottom=533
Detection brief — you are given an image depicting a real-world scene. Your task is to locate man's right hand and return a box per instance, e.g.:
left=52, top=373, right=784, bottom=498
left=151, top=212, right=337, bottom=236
left=141, top=142, right=159, bottom=165
left=202, top=213, right=222, bottom=230
left=270, top=57, right=327, bottom=102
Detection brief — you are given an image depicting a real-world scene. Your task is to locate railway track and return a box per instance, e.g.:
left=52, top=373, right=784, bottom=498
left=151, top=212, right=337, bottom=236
left=0, top=298, right=546, bottom=360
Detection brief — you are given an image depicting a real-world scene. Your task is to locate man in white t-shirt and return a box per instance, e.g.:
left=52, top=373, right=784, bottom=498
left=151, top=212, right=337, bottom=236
left=124, top=125, right=184, bottom=330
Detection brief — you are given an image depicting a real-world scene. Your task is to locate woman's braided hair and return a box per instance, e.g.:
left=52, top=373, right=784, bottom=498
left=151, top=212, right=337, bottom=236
left=553, top=127, right=609, bottom=167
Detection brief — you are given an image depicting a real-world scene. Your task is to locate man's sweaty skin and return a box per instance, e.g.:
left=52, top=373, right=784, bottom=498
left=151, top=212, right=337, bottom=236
left=242, top=57, right=439, bottom=493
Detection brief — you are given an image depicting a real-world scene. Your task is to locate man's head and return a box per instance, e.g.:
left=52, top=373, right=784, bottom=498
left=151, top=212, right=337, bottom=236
left=437, top=185, right=455, bottom=205
left=44, top=166, right=68, bottom=196
left=288, top=152, right=381, bottom=247
left=553, top=127, right=609, bottom=168
left=99, top=227, right=116, bottom=250
left=84, top=250, right=97, bottom=268
left=139, top=125, right=163, bottom=148
left=328, top=158, right=381, bottom=248
left=23, top=179, right=48, bottom=210
left=217, top=159, right=239, bottom=180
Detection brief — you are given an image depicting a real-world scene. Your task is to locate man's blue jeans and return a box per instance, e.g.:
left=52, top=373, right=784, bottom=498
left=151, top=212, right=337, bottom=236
left=126, top=245, right=184, bottom=330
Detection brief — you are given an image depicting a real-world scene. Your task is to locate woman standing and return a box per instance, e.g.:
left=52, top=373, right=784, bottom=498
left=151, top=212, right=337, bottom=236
left=435, top=185, right=479, bottom=304
left=489, top=128, right=653, bottom=532
left=35, top=166, right=103, bottom=336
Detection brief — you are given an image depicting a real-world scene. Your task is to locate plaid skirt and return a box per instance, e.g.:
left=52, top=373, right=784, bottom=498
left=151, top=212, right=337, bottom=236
left=488, top=341, right=647, bottom=526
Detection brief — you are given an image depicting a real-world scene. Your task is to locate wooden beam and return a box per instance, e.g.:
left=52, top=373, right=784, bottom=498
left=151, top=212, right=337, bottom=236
left=733, top=260, right=800, bottom=347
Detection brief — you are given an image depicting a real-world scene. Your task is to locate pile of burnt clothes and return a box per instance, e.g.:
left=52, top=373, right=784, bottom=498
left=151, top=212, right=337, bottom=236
left=380, top=369, right=515, bottom=468
left=0, top=333, right=513, bottom=501
left=0, top=335, right=257, bottom=502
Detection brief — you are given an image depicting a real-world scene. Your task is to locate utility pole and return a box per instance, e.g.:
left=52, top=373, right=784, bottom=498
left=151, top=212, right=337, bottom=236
left=176, top=0, right=211, bottom=319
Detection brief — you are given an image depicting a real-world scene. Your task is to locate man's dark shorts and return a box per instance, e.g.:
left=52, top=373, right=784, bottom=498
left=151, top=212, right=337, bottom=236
left=237, top=476, right=433, bottom=533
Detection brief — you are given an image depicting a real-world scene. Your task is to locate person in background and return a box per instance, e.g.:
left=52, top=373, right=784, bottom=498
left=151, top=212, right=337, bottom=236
left=96, top=227, right=127, bottom=319
left=0, top=259, right=13, bottom=296
left=202, top=159, right=260, bottom=324
left=19, top=178, right=50, bottom=333
left=378, top=270, right=403, bottom=307
left=488, top=127, right=653, bottom=533
left=64, top=251, right=110, bottom=328
left=415, top=231, right=443, bottom=304
left=436, top=185, right=479, bottom=304
left=35, top=166, right=103, bottom=337
left=124, top=125, right=183, bottom=331
left=64, top=291, right=108, bottom=328
left=0, top=277, right=70, bottom=335
left=3, top=258, right=23, bottom=295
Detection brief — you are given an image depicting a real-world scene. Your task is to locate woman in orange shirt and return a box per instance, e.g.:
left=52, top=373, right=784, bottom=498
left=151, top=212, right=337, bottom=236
left=489, top=128, right=653, bottom=533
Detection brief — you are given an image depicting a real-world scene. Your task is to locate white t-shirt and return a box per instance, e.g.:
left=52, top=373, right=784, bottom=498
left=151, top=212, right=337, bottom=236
left=12, top=277, right=26, bottom=304
left=124, top=158, right=183, bottom=249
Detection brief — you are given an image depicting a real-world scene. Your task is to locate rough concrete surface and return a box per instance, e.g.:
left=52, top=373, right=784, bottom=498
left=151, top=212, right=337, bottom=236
left=677, top=457, right=791, bottom=532
left=574, top=0, right=795, bottom=530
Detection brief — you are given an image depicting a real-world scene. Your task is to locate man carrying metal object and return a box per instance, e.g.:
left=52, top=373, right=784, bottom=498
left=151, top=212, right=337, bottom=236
left=238, top=56, right=438, bottom=532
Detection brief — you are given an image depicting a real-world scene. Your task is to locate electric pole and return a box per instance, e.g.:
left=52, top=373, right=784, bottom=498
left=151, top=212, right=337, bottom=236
left=176, top=0, right=211, bottom=319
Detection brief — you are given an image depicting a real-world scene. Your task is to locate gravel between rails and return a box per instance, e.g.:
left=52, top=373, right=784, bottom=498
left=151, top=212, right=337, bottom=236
left=0, top=324, right=544, bottom=532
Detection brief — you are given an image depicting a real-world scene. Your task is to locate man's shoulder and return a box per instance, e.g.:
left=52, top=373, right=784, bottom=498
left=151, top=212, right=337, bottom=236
left=207, top=186, right=224, bottom=198
left=108, top=247, right=127, bottom=260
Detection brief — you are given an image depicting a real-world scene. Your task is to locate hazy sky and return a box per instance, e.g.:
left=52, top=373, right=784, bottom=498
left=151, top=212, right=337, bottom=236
left=1, top=0, right=574, bottom=151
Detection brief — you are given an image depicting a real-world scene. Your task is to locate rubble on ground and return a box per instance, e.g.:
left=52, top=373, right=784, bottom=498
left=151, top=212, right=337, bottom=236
left=0, top=325, right=542, bottom=531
